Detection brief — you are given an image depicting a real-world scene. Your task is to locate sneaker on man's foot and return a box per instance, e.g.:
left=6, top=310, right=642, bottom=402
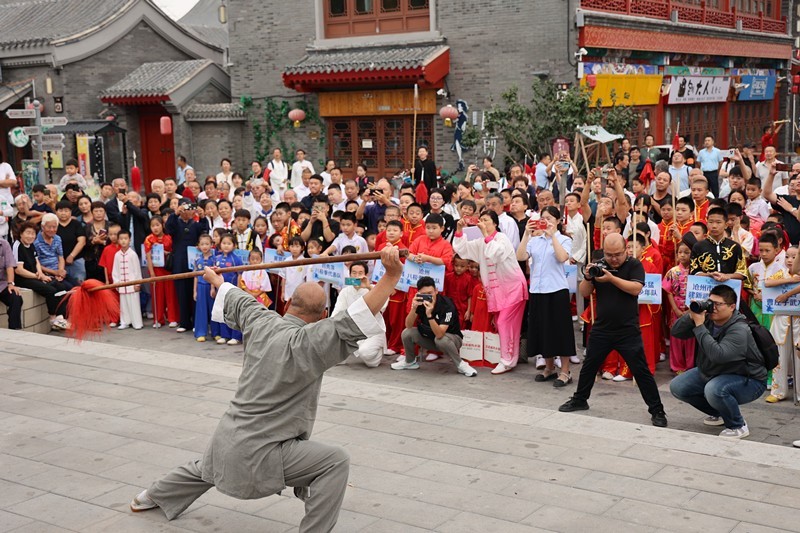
left=612, top=374, right=629, bottom=382
left=168, top=322, right=179, bottom=328
left=558, top=397, right=589, bottom=412
left=457, top=361, right=477, bottom=377
left=117, top=324, right=130, bottom=330
left=395, top=354, right=406, bottom=363
left=703, top=416, right=725, bottom=426
left=651, top=411, right=668, bottom=428
left=570, top=355, right=581, bottom=364
left=130, top=490, right=158, bottom=512
left=601, top=371, right=614, bottom=380
left=391, top=360, right=419, bottom=370
left=176, top=327, right=187, bottom=333
left=425, top=352, right=441, bottom=362
left=227, top=339, right=240, bottom=346
left=719, top=424, right=750, bottom=439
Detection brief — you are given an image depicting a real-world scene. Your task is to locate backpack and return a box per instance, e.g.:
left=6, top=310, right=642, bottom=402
left=739, top=304, right=779, bottom=371
left=746, top=321, right=779, bottom=371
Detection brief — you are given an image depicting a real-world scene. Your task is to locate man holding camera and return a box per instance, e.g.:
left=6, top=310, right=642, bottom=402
left=669, top=285, right=766, bottom=439
left=559, top=233, right=668, bottom=427
left=392, top=276, right=478, bottom=377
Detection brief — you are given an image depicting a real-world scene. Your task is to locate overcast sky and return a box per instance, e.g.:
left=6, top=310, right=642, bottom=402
left=153, top=0, right=199, bottom=19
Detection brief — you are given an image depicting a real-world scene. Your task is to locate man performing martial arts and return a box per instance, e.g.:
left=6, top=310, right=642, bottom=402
left=130, top=246, right=405, bottom=532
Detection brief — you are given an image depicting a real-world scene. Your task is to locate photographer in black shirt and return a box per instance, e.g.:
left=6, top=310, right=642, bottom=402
left=559, top=233, right=668, bottom=427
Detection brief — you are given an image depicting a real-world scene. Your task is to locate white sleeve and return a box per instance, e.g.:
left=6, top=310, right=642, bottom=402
left=211, top=282, right=236, bottom=323
left=348, top=295, right=385, bottom=337
left=11, top=241, right=21, bottom=264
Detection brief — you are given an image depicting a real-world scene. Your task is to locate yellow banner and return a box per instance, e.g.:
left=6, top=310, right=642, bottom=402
left=584, top=74, right=663, bottom=107
left=76, top=134, right=91, bottom=177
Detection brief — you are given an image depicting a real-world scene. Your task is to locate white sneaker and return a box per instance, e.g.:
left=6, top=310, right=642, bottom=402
left=535, top=355, right=545, bottom=369
left=391, top=359, right=419, bottom=370
left=227, top=339, right=240, bottom=346
left=703, top=416, right=725, bottom=426
left=384, top=348, right=397, bottom=356
left=395, top=355, right=406, bottom=363
left=793, top=440, right=800, bottom=448
left=612, top=374, right=629, bottom=382
left=109, top=322, right=117, bottom=328
left=425, top=353, right=441, bottom=362
left=130, top=489, right=158, bottom=512
left=216, top=338, right=228, bottom=345
left=570, top=355, right=581, bottom=364
left=176, top=327, right=187, bottom=333
left=458, top=361, right=478, bottom=377
left=572, top=315, right=578, bottom=322
left=719, top=424, right=749, bottom=439
left=117, top=324, right=130, bottom=330
left=659, top=353, right=667, bottom=362
left=152, top=322, right=162, bottom=329
left=601, top=371, right=614, bottom=380
left=168, top=322, right=178, bottom=328
left=145, top=312, right=154, bottom=320
left=491, top=362, right=512, bottom=375
left=554, top=357, right=562, bottom=369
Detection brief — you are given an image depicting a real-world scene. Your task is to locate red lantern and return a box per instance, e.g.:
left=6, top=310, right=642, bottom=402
left=439, top=105, right=459, bottom=127
left=288, top=108, right=306, bottom=128
left=160, top=116, right=172, bottom=136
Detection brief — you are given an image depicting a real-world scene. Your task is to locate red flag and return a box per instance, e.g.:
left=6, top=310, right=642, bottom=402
left=639, top=159, right=655, bottom=188
left=672, top=122, right=681, bottom=152
left=415, top=180, right=428, bottom=205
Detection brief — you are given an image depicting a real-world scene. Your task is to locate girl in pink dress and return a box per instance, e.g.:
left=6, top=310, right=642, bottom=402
left=662, top=240, right=695, bottom=372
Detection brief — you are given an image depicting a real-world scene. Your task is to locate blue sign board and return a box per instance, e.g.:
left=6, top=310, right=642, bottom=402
left=738, top=75, right=776, bottom=101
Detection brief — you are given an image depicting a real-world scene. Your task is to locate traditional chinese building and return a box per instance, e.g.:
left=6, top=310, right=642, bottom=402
left=224, top=0, right=793, bottom=177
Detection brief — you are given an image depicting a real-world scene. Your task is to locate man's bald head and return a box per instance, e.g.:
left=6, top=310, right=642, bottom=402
left=286, top=282, right=327, bottom=323
left=604, top=233, right=625, bottom=252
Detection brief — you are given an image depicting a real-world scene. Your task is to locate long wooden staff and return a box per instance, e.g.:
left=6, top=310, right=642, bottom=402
left=587, top=219, right=595, bottom=324
left=411, top=83, right=419, bottom=175
left=86, top=251, right=398, bottom=293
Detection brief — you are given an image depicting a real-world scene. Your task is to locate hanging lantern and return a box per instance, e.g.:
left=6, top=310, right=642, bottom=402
left=160, top=116, right=172, bottom=135
left=288, top=108, right=306, bottom=128
left=439, top=105, right=459, bottom=127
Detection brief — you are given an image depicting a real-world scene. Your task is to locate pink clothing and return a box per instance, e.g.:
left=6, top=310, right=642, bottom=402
left=496, top=299, right=526, bottom=367
left=452, top=232, right=528, bottom=312
left=662, top=263, right=695, bottom=372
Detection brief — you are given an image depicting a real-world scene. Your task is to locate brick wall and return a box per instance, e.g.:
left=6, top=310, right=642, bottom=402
left=225, top=0, right=578, bottom=175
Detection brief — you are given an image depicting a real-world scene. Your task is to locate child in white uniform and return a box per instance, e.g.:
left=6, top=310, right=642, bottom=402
left=112, top=230, right=143, bottom=330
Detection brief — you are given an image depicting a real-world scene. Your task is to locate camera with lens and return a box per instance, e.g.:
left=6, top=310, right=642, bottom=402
left=689, top=299, right=715, bottom=313
left=584, top=260, right=608, bottom=279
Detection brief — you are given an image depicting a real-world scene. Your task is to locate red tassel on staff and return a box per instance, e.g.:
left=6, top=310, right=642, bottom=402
left=415, top=180, right=428, bottom=205
left=65, top=279, right=120, bottom=341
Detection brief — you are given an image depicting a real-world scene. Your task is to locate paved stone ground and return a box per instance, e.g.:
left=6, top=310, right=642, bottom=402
left=2, top=329, right=800, bottom=532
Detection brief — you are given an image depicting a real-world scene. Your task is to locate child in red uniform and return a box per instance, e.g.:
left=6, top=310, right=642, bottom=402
left=377, top=220, right=408, bottom=355
left=144, top=216, right=180, bottom=328
left=657, top=202, right=676, bottom=274
left=374, top=205, right=409, bottom=250
left=406, top=213, right=454, bottom=312
left=445, top=255, right=475, bottom=327
left=97, top=223, right=122, bottom=326
left=631, top=233, right=660, bottom=374
left=403, top=203, right=426, bottom=244
left=466, top=260, right=495, bottom=333
left=691, top=176, right=710, bottom=222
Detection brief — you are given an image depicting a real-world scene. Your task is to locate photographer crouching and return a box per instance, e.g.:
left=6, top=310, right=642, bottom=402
left=669, top=285, right=767, bottom=439
left=559, top=233, right=668, bottom=427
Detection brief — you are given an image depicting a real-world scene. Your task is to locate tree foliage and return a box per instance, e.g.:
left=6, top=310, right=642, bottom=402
left=484, top=78, right=639, bottom=161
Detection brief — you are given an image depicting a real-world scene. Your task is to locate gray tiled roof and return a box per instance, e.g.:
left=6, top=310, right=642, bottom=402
left=101, top=59, right=212, bottom=98
left=285, top=45, right=449, bottom=75
left=0, top=0, right=130, bottom=49
left=182, top=24, right=228, bottom=50
left=184, top=103, right=245, bottom=121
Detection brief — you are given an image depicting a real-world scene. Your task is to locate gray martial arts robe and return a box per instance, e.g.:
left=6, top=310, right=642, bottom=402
left=202, top=282, right=384, bottom=499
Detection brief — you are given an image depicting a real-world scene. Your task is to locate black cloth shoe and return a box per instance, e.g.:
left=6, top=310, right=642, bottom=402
left=651, top=411, right=668, bottom=428
left=558, top=397, right=589, bottom=412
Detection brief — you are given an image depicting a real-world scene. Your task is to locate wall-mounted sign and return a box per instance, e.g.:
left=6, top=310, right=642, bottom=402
left=665, top=66, right=725, bottom=77
left=667, top=76, right=730, bottom=104
left=737, top=75, right=776, bottom=101
left=8, top=127, right=29, bottom=147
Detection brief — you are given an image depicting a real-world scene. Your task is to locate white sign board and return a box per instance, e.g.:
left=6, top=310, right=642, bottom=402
left=6, top=109, right=35, bottom=119
left=22, top=126, right=40, bottom=136
left=40, top=116, right=68, bottom=127
left=41, top=133, right=65, bottom=143
left=668, top=76, right=731, bottom=104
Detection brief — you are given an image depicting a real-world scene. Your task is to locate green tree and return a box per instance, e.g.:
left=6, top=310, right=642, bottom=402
left=484, top=78, right=638, bottom=161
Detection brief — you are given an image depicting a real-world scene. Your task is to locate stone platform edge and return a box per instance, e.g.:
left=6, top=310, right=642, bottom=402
left=5, top=329, right=800, bottom=473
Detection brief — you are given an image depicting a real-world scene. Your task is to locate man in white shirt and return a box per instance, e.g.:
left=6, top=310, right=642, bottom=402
left=695, top=135, right=724, bottom=199
left=534, top=154, right=551, bottom=190
left=290, top=149, right=314, bottom=189
left=293, top=168, right=312, bottom=202
left=485, top=193, right=520, bottom=250
left=176, top=155, right=192, bottom=186
left=266, top=148, right=289, bottom=193
left=756, top=146, right=788, bottom=196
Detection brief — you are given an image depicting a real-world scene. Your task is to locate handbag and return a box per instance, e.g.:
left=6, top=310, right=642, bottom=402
left=164, top=251, right=174, bottom=271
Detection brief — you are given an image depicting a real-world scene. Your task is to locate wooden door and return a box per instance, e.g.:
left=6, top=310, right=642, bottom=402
left=139, top=107, right=175, bottom=191
left=328, top=115, right=434, bottom=179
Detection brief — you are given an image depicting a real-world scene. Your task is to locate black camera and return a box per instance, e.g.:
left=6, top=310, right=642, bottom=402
left=689, top=299, right=715, bottom=313
left=585, top=261, right=608, bottom=279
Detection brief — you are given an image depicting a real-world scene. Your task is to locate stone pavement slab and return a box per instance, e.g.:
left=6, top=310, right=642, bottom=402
left=2, top=329, right=800, bottom=532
